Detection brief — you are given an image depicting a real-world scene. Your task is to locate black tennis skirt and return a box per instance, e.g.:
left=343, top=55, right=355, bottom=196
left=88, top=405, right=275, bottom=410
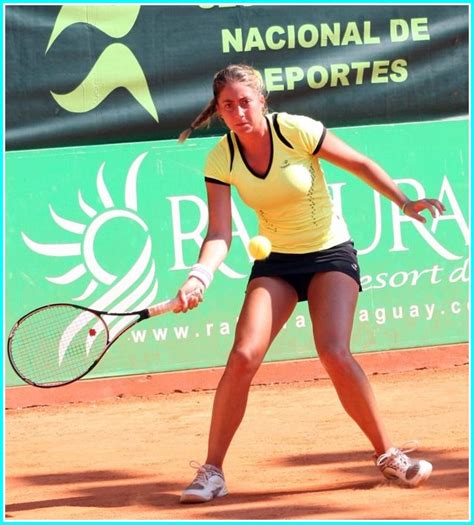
left=248, top=239, right=362, bottom=302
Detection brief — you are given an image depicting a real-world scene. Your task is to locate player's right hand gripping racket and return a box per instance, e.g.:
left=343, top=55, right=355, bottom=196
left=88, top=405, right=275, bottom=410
left=7, top=297, right=185, bottom=388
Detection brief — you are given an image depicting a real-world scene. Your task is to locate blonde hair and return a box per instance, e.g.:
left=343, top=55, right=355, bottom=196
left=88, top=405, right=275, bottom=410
left=178, top=64, right=267, bottom=142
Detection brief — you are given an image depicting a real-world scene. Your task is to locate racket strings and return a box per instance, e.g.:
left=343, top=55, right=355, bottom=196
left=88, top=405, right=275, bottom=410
left=9, top=305, right=108, bottom=387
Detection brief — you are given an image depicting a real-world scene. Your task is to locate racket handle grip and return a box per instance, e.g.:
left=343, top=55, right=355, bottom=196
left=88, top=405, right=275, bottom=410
left=147, top=297, right=180, bottom=317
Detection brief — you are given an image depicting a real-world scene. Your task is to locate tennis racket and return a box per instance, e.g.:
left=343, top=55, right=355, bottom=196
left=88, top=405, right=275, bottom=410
left=7, top=296, right=187, bottom=388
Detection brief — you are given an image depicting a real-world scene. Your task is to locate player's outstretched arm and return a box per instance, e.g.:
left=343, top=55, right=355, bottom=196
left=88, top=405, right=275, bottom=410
left=318, top=130, right=445, bottom=223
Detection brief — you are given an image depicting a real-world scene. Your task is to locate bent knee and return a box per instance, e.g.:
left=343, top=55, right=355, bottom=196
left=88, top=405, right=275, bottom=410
left=226, top=346, right=265, bottom=378
left=317, top=344, right=353, bottom=371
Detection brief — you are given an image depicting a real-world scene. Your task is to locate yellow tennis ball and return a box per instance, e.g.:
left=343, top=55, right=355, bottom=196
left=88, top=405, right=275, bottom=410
left=248, top=235, right=272, bottom=260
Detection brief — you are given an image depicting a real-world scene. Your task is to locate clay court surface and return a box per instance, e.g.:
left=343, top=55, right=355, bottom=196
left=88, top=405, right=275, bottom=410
left=5, top=365, right=469, bottom=521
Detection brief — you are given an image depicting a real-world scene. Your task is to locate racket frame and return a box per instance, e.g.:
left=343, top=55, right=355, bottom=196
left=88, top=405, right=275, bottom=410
left=7, top=302, right=162, bottom=388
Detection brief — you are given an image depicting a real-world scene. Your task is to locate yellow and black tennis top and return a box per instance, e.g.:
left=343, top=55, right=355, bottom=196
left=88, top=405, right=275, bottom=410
left=204, top=112, right=350, bottom=254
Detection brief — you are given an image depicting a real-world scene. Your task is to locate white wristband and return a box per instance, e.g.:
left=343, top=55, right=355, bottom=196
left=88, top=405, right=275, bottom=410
left=188, top=263, right=214, bottom=290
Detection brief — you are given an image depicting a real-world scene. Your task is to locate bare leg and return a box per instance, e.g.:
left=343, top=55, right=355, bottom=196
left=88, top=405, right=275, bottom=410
left=307, top=272, right=392, bottom=456
left=205, top=277, right=298, bottom=469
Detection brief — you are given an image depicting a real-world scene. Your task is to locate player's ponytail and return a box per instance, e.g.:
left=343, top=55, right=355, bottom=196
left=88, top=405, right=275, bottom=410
left=178, top=98, right=217, bottom=143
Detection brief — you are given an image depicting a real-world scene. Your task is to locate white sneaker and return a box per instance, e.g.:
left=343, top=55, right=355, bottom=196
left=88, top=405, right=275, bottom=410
left=180, top=461, right=228, bottom=503
left=375, top=441, right=433, bottom=487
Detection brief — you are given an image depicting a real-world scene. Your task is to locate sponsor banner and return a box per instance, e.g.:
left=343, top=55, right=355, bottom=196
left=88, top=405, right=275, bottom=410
left=5, top=119, right=469, bottom=386
left=5, top=4, right=469, bottom=150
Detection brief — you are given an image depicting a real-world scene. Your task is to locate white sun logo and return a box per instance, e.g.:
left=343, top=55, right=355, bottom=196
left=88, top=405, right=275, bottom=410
left=21, top=151, right=158, bottom=349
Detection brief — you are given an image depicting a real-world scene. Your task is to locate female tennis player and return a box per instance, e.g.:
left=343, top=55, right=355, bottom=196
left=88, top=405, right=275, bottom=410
left=175, top=64, right=445, bottom=503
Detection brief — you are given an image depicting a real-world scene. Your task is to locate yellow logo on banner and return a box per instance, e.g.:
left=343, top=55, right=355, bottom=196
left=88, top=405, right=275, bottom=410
left=46, top=5, right=158, bottom=122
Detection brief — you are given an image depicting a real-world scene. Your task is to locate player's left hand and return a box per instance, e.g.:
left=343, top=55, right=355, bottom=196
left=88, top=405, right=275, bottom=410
left=402, top=198, right=445, bottom=223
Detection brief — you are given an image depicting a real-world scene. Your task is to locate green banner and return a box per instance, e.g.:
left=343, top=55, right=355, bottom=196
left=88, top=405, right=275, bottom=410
left=5, top=119, right=469, bottom=386
left=5, top=4, right=468, bottom=150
